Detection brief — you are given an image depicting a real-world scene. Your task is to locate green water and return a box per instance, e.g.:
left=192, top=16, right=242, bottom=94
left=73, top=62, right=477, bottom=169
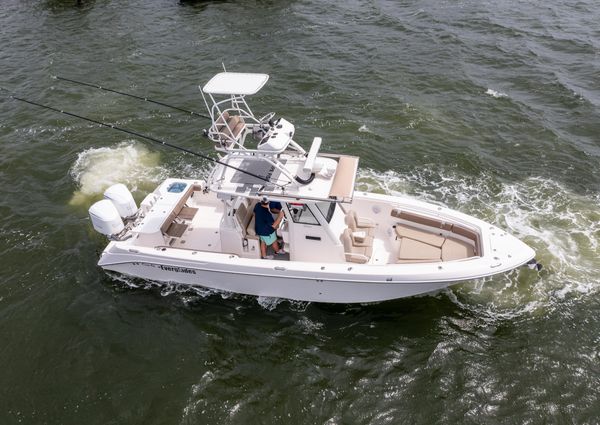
left=1, top=0, right=599, bottom=423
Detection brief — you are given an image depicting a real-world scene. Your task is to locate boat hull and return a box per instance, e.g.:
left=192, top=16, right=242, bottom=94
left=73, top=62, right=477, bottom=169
left=97, top=242, right=534, bottom=303
left=101, top=260, right=457, bottom=303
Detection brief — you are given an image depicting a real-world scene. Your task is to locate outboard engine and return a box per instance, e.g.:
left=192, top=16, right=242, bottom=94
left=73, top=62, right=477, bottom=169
left=89, top=199, right=125, bottom=237
left=103, top=183, right=137, bottom=218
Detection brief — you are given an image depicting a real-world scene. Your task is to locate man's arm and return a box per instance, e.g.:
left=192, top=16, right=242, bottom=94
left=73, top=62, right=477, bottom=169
left=272, top=211, right=284, bottom=229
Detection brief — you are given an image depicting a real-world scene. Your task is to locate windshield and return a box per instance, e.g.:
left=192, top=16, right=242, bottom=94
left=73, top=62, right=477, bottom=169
left=315, top=201, right=336, bottom=223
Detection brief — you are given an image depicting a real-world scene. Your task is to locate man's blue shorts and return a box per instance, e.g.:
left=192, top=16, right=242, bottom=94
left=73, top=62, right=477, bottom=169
left=259, top=232, right=277, bottom=245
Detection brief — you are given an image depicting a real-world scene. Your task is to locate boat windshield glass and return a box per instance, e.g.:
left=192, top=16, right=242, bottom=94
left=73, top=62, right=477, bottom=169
left=287, top=203, right=319, bottom=225
left=315, top=201, right=336, bottom=223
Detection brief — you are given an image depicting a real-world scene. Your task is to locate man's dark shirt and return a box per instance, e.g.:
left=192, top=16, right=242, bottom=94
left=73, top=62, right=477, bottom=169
left=254, top=203, right=275, bottom=236
left=269, top=201, right=282, bottom=212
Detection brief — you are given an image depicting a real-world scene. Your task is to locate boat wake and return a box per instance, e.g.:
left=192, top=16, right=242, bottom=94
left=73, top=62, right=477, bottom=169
left=105, top=271, right=235, bottom=301
left=256, top=296, right=310, bottom=312
left=69, top=140, right=166, bottom=206
left=105, top=272, right=310, bottom=311
left=357, top=168, right=600, bottom=319
left=69, top=140, right=211, bottom=206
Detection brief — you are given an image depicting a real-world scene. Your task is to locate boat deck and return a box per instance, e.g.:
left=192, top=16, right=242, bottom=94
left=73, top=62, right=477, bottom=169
left=139, top=179, right=479, bottom=266
left=167, top=190, right=225, bottom=252
left=346, top=196, right=480, bottom=265
left=371, top=235, right=395, bottom=265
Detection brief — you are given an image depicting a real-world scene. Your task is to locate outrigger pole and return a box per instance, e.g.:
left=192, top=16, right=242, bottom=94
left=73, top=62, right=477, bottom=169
left=10, top=95, right=286, bottom=189
left=54, top=76, right=211, bottom=119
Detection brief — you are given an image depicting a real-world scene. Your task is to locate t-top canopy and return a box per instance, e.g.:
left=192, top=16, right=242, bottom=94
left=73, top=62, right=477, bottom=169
left=202, top=72, right=269, bottom=95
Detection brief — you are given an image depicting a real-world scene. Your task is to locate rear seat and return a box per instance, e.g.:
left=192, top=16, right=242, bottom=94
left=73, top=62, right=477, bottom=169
left=160, top=185, right=200, bottom=239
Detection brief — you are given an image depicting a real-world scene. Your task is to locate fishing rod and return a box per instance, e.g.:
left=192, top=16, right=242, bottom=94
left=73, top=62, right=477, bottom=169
left=10, top=95, right=286, bottom=189
left=54, top=76, right=211, bottom=119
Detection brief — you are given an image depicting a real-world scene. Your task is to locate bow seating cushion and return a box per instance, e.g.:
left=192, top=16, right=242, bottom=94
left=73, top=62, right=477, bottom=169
left=394, top=224, right=445, bottom=247
left=398, top=238, right=441, bottom=261
left=441, top=238, right=475, bottom=261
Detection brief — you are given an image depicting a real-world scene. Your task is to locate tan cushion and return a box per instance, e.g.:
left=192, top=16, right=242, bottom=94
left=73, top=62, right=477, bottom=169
left=394, top=224, right=445, bottom=247
left=353, top=211, right=375, bottom=228
left=349, top=210, right=375, bottom=228
left=397, top=259, right=440, bottom=264
left=340, top=228, right=353, bottom=252
left=441, top=238, right=475, bottom=261
left=352, top=235, right=373, bottom=247
left=391, top=209, right=443, bottom=229
left=359, top=244, right=373, bottom=262
left=216, top=113, right=230, bottom=133
left=452, top=225, right=478, bottom=243
left=215, top=111, right=230, bottom=125
left=217, top=115, right=245, bottom=140
left=398, top=238, right=441, bottom=261
left=329, top=156, right=359, bottom=201
left=233, top=203, right=258, bottom=239
left=352, top=231, right=367, bottom=243
left=345, top=210, right=375, bottom=231
left=340, top=228, right=371, bottom=263
left=347, top=255, right=368, bottom=264
left=222, top=117, right=245, bottom=139
left=347, top=243, right=372, bottom=263
left=236, top=203, right=248, bottom=225
left=226, top=115, right=241, bottom=127
left=344, top=211, right=356, bottom=230
left=232, top=122, right=246, bottom=139
left=247, top=215, right=256, bottom=236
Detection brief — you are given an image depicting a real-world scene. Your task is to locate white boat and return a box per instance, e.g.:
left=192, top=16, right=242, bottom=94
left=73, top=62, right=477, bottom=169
left=88, top=72, right=537, bottom=303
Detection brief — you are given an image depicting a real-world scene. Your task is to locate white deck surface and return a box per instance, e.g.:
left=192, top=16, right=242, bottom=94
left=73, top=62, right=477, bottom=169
left=171, top=191, right=224, bottom=252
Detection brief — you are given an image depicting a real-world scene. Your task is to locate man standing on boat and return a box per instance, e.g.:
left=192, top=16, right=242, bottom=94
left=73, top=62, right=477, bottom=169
left=254, top=196, right=285, bottom=259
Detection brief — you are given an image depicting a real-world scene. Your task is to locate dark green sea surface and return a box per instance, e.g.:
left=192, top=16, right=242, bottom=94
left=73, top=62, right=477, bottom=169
left=1, top=0, right=599, bottom=423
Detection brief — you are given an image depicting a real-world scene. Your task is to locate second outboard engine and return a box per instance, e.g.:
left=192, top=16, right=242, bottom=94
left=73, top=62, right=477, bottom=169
left=89, top=199, right=125, bottom=237
left=103, top=184, right=137, bottom=218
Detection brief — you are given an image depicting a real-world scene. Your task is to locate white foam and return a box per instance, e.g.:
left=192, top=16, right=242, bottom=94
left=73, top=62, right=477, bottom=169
left=358, top=124, right=370, bottom=133
left=357, top=167, right=600, bottom=318
left=257, top=296, right=283, bottom=310
left=297, top=316, right=324, bottom=333
left=106, top=271, right=306, bottom=310
left=69, top=140, right=166, bottom=205
left=486, top=88, right=508, bottom=98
